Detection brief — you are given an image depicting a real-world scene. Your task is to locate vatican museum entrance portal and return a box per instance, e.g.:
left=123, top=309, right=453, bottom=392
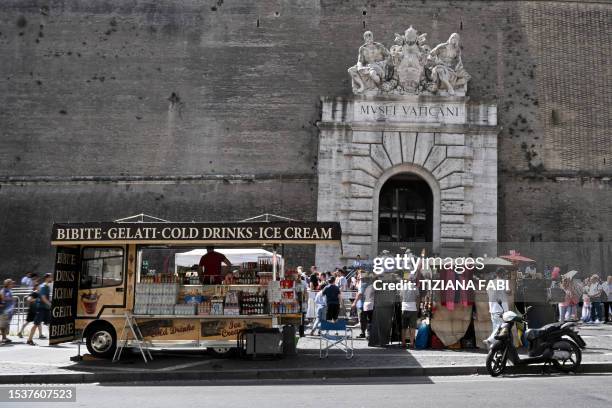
left=377, top=174, right=433, bottom=253
left=315, top=25, right=499, bottom=268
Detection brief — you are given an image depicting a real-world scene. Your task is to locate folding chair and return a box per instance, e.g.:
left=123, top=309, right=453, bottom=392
left=319, top=319, right=354, bottom=359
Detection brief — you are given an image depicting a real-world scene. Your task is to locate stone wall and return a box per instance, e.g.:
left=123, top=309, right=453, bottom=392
left=0, top=1, right=610, bottom=278
left=316, top=96, right=498, bottom=268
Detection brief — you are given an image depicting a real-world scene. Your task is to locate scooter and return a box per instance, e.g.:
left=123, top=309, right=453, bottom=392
left=486, top=308, right=586, bottom=377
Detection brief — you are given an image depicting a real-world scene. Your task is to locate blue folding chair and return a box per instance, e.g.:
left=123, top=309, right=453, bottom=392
left=319, top=319, right=354, bottom=359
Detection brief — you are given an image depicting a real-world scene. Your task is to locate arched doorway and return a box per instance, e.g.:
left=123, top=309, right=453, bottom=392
left=377, top=173, right=434, bottom=252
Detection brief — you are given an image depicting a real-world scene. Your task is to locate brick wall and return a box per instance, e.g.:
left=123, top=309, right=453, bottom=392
left=0, top=0, right=610, bottom=278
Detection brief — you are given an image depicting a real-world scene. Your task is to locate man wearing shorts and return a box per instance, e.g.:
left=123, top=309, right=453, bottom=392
left=17, top=280, right=44, bottom=339
left=28, top=273, right=52, bottom=345
left=401, top=278, right=420, bottom=349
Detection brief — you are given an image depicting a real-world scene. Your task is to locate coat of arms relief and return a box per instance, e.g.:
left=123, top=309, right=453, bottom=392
left=348, top=27, right=471, bottom=96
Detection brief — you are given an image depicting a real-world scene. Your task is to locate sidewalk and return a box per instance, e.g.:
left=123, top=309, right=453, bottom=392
left=1, top=323, right=611, bottom=383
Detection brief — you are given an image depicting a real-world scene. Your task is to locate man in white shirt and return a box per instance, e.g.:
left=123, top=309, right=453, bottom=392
left=336, top=269, right=348, bottom=291
left=353, top=277, right=376, bottom=338
left=484, top=268, right=509, bottom=346
left=20, top=272, right=33, bottom=288
left=362, top=281, right=375, bottom=336
left=400, top=276, right=420, bottom=349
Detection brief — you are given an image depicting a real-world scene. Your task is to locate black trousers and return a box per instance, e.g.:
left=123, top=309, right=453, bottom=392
left=605, top=301, right=611, bottom=322
left=326, top=303, right=340, bottom=321
left=360, top=310, right=373, bottom=335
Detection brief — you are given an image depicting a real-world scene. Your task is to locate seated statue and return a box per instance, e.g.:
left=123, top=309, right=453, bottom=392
left=348, top=31, right=389, bottom=94
left=427, top=33, right=471, bottom=95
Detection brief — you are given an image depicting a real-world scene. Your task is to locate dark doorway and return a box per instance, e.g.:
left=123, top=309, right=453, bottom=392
left=378, top=174, right=433, bottom=245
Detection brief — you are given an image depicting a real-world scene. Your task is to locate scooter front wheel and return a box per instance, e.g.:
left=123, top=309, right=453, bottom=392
left=486, top=347, right=508, bottom=377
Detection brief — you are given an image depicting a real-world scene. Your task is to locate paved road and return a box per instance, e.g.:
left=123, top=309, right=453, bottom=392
left=2, top=374, right=611, bottom=407
left=1, top=323, right=611, bottom=377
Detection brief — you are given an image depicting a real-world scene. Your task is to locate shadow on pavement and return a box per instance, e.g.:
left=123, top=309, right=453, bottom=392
left=61, top=342, right=435, bottom=372
left=61, top=349, right=217, bottom=372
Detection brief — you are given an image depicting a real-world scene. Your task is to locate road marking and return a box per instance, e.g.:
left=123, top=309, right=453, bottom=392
left=76, top=365, right=157, bottom=372
left=158, top=359, right=215, bottom=371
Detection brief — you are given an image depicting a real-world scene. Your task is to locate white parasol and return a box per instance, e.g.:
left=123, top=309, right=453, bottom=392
left=564, top=270, right=578, bottom=279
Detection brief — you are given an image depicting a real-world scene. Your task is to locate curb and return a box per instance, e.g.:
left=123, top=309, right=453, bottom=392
left=1, top=363, right=611, bottom=384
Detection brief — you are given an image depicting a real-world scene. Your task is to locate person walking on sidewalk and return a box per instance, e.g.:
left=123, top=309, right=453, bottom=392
left=309, top=288, right=327, bottom=336
left=484, top=268, right=509, bottom=348
left=18, top=281, right=45, bottom=339
left=400, top=276, right=420, bottom=349
left=27, top=273, right=52, bottom=345
left=0, top=279, right=16, bottom=344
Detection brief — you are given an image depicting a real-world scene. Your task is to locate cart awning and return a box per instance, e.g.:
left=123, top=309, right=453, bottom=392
left=51, top=221, right=342, bottom=245
left=175, top=248, right=281, bottom=267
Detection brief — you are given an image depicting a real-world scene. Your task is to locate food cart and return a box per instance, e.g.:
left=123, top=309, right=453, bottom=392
left=48, top=219, right=341, bottom=359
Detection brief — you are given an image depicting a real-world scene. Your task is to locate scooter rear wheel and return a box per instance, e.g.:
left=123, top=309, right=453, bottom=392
left=552, top=341, right=581, bottom=373
left=486, top=347, right=508, bottom=377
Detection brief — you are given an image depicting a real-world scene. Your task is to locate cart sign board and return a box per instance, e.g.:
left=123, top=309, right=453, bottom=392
left=200, top=318, right=272, bottom=340
left=49, top=247, right=80, bottom=345
left=137, top=319, right=198, bottom=340
left=51, top=221, right=342, bottom=244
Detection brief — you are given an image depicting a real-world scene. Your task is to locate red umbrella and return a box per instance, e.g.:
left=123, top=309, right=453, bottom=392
left=500, top=251, right=535, bottom=263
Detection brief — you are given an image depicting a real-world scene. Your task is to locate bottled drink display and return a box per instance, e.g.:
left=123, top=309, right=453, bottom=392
left=258, top=256, right=274, bottom=272
left=135, top=261, right=298, bottom=317
left=239, top=293, right=266, bottom=315
left=269, top=301, right=299, bottom=314
left=134, top=281, right=180, bottom=315
left=224, top=291, right=240, bottom=315
left=237, top=269, right=257, bottom=284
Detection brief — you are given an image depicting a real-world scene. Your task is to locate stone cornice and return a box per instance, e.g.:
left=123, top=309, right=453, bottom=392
left=317, top=121, right=498, bottom=133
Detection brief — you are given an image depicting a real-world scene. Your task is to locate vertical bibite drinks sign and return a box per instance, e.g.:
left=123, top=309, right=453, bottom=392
left=49, top=247, right=80, bottom=345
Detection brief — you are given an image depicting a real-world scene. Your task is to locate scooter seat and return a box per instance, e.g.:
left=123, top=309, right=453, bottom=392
left=525, top=322, right=562, bottom=341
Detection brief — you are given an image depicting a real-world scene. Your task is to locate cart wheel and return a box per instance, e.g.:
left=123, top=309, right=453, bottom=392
left=208, top=347, right=236, bottom=358
left=85, top=321, right=117, bottom=359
